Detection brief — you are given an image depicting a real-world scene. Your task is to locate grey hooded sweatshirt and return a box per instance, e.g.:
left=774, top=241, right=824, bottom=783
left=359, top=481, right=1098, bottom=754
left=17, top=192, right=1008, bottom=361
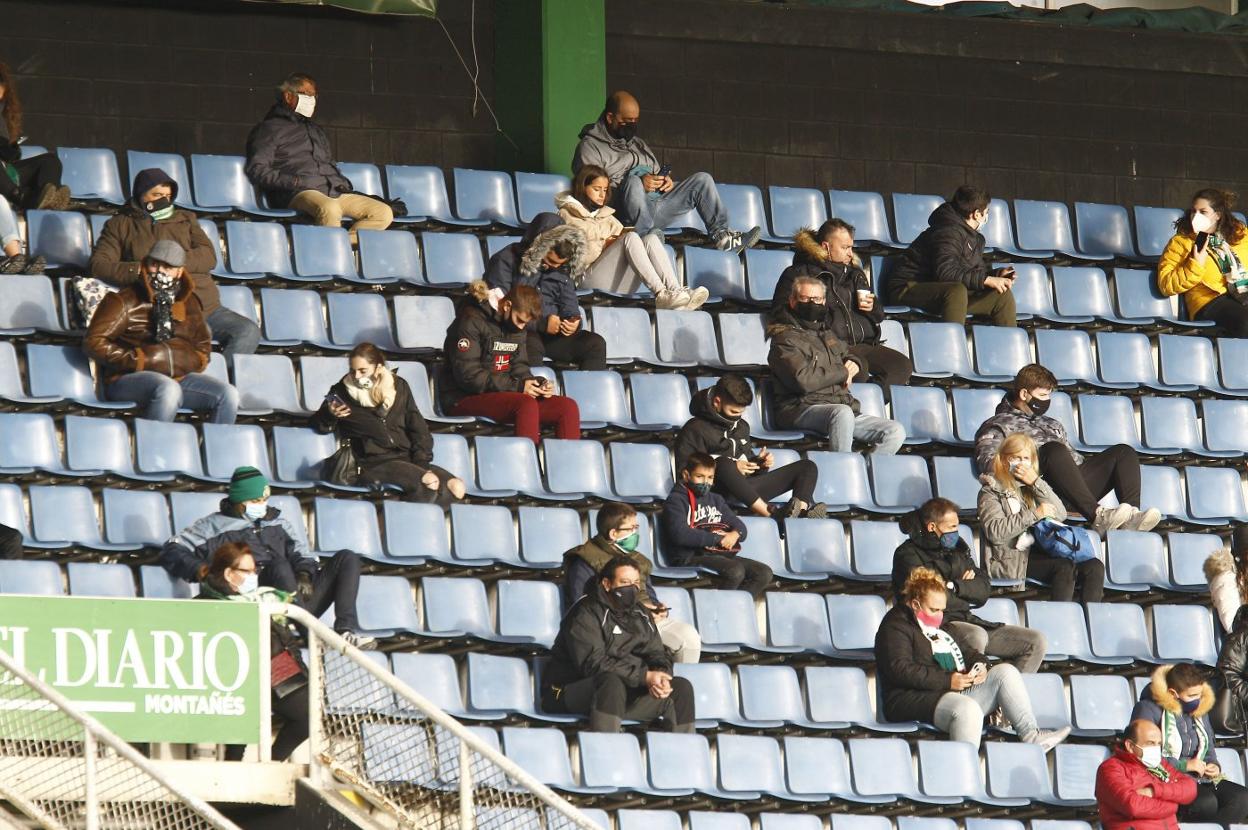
left=571, top=118, right=660, bottom=187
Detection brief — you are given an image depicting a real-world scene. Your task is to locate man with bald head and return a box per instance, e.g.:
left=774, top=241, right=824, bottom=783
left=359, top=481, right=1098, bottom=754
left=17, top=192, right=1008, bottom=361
left=1096, top=719, right=1196, bottom=830
left=573, top=91, right=760, bottom=253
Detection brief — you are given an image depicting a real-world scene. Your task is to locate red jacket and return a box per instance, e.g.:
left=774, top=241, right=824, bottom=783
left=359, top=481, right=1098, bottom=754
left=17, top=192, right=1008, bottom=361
left=1096, top=748, right=1197, bottom=830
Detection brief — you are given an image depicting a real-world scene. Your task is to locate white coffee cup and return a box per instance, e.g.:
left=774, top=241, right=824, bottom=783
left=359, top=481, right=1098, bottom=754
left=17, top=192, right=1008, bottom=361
left=856, top=289, right=872, bottom=304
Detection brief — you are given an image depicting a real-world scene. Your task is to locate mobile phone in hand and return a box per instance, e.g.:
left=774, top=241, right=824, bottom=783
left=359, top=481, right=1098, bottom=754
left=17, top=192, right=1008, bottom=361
left=325, top=392, right=347, bottom=408
left=656, top=165, right=672, bottom=177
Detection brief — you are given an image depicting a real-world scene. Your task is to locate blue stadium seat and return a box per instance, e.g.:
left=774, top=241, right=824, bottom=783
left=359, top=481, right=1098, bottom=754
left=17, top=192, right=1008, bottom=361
left=648, top=732, right=758, bottom=799
left=314, top=497, right=384, bottom=561
left=1086, top=599, right=1155, bottom=661
left=65, top=416, right=163, bottom=482
left=433, top=433, right=515, bottom=498
left=918, top=740, right=1020, bottom=806
left=258, top=288, right=334, bottom=348
left=1186, top=466, right=1248, bottom=523
left=1025, top=600, right=1127, bottom=664
left=1075, top=202, right=1139, bottom=259
left=516, top=506, right=582, bottom=569
left=389, top=652, right=468, bottom=718
left=57, top=147, right=124, bottom=204
left=672, top=662, right=748, bottom=729
left=693, top=588, right=800, bottom=655
left=683, top=246, right=747, bottom=302
left=561, top=370, right=648, bottom=431
left=764, top=593, right=837, bottom=659
left=1009, top=263, right=1065, bottom=322
left=514, top=172, right=570, bottom=224
left=609, top=442, right=674, bottom=501
left=984, top=743, right=1055, bottom=801
left=786, top=739, right=891, bottom=803
left=196, top=218, right=229, bottom=278
left=1077, top=394, right=1146, bottom=453
left=590, top=306, right=662, bottom=366
left=1096, top=331, right=1170, bottom=391
left=980, top=198, right=1037, bottom=258
left=497, top=580, right=561, bottom=648
left=475, top=435, right=579, bottom=501
left=26, top=210, right=92, bottom=269
left=579, top=733, right=675, bottom=796
left=217, top=286, right=259, bottom=332
left=1052, top=744, right=1110, bottom=806
left=231, top=353, right=303, bottom=415
left=784, top=517, right=853, bottom=579
left=810, top=452, right=891, bottom=514
left=297, top=355, right=348, bottom=411
left=326, top=292, right=400, bottom=351
left=127, top=150, right=227, bottom=213
left=348, top=575, right=422, bottom=638
left=452, top=168, right=520, bottom=227
left=384, top=165, right=484, bottom=225
left=355, top=230, right=418, bottom=285
left=290, top=225, right=361, bottom=282
left=29, top=485, right=139, bottom=552
left=969, top=325, right=1031, bottom=382
left=336, top=162, right=384, bottom=199
left=891, top=193, right=943, bottom=246
left=654, top=309, right=725, bottom=368
left=140, top=565, right=193, bottom=599
left=616, top=810, right=684, bottom=830
left=1168, top=531, right=1226, bottom=594
left=1216, top=748, right=1245, bottom=785
left=0, top=560, right=64, bottom=595
left=1015, top=199, right=1111, bottom=260
left=1035, top=328, right=1124, bottom=389
left=1218, top=337, right=1248, bottom=392
left=0, top=275, right=65, bottom=334
left=543, top=439, right=629, bottom=501
left=889, top=385, right=955, bottom=445
left=906, top=322, right=975, bottom=380
left=449, top=503, right=522, bottom=567
left=1140, top=395, right=1221, bottom=457
left=223, top=221, right=297, bottom=280
left=717, top=734, right=822, bottom=802
left=1203, top=400, right=1248, bottom=456
left=468, top=653, right=576, bottom=723
left=738, top=516, right=803, bottom=579
left=804, top=665, right=906, bottom=733
left=629, top=373, right=691, bottom=430
left=1159, top=334, right=1243, bottom=395
left=0, top=412, right=75, bottom=476
left=67, top=562, right=136, bottom=598
left=270, top=427, right=340, bottom=489
left=719, top=183, right=783, bottom=242
left=1069, top=674, right=1134, bottom=736
left=392, top=295, right=455, bottom=352
left=89, top=212, right=110, bottom=242
left=1141, top=463, right=1193, bottom=524
left=1112, top=267, right=1183, bottom=324
left=849, top=738, right=951, bottom=804
left=0, top=342, right=57, bottom=406
left=1134, top=206, right=1184, bottom=259
left=830, top=190, right=899, bottom=248
left=502, top=727, right=610, bottom=795
left=869, top=454, right=933, bottom=512
left=1023, top=673, right=1073, bottom=731
left=168, top=491, right=225, bottom=535
left=768, top=186, right=827, bottom=240
left=190, top=154, right=295, bottom=217
left=101, top=488, right=171, bottom=547
left=424, top=576, right=522, bottom=644
left=374, top=501, right=446, bottom=566
left=421, top=232, right=485, bottom=286
left=932, top=456, right=982, bottom=510
left=743, top=249, right=794, bottom=304
left=951, top=387, right=1004, bottom=445
left=689, top=812, right=753, bottom=830
left=826, top=594, right=887, bottom=658
left=759, top=815, right=824, bottom=830
left=1154, top=604, right=1218, bottom=665
left=201, top=422, right=271, bottom=483
left=1052, top=266, right=1132, bottom=324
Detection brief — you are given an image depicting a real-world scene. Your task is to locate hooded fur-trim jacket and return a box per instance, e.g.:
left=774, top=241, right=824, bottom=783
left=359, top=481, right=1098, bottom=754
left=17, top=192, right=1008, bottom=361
left=1205, top=547, right=1241, bottom=633
left=485, top=213, right=589, bottom=322
left=767, top=228, right=884, bottom=346
left=1130, top=664, right=1218, bottom=773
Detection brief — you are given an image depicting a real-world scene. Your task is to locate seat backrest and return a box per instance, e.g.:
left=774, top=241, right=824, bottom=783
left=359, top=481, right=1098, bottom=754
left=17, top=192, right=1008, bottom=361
left=232, top=353, right=302, bottom=413
left=1203, top=398, right=1248, bottom=453
left=389, top=652, right=464, bottom=715
left=1134, top=206, right=1184, bottom=258
left=225, top=221, right=294, bottom=277
left=951, top=387, right=1004, bottom=444
left=1022, top=672, right=1071, bottom=730
left=475, top=435, right=545, bottom=495
left=717, top=183, right=770, bottom=236
left=299, top=355, right=349, bottom=410
left=716, top=733, right=786, bottom=796
left=828, top=190, right=894, bottom=245
left=984, top=742, right=1054, bottom=799
left=1140, top=395, right=1201, bottom=452
left=1054, top=744, right=1110, bottom=802
left=825, top=593, right=887, bottom=652
left=809, top=451, right=874, bottom=511
left=1218, top=337, right=1248, bottom=391
left=932, top=456, right=981, bottom=509
left=67, top=562, right=136, bottom=598
left=1158, top=333, right=1218, bottom=390
left=57, top=147, right=124, bottom=203
left=646, top=732, right=716, bottom=792
left=26, top=210, right=92, bottom=268
left=590, top=306, right=659, bottom=363
left=450, top=502, right=520, bottom=564
left=352, top=574, right=421, bottom=635
left=0, top=412, right=62, bottom=472
left=497, top=580, right=561, bottom=647
left=1113, top=267, right=1174, bottom=321
left=889, top=385, right=953, bottom=443
left=578, top=732, right=650, bottom=791
left=717, top=313, right=768, bottom=368
left=202, top=422, right=271, bottom=480
left=685, top=245, right=747, bottom=301
left=423, top=576, right=492, bottom=637
left=1154, top=604, right=1218, bottom=665
left=358, top=230, right=424, bottom=283
left=191, top=154, right=258, bottom=211
left=0, top=274, right=63, bottom=333
left=1069, top=674, right=1133, bottom=732
left=1075, top=202, right=1136, bottom=258
left=271, top=427, right=335, bottom=485
left=501, top=727, right=575, bottom=788
left=1186, top=465, right=1248, bottom=522
left=1024, top=600, right=1092, bottom=660
left=1077, top=394, right=1139, bottom=449
left=768, top=186, right=827, bottom=239
left=891, top=193, right=943, bottom=245
left=1008, top=263, right=1057, bottom=319
left=315, top=497, right=383, bottom=558
left=382, top=501, right=450, bottom=562
left=139, top=565, right=193, bottom=599
left=1052, top=266, right=1115, bottom=319
left=384, top=165, right=453, bottom=220
left=514, top=172, right=570, bottom=224
left=1014, top=199, right=1075, bottom=252
left=693, top=588, right=764, bottom=648
left=517, top=506, right=582, bottom=568
left=784, top=517, right=850, bottom=577
left=1096, top=331, right=1159, bottom=386
left=765, top=592, right=833, bottom=653
left=292, top=225, right=359, bottom=279
left=785, top=737, right=858, bottom=799
left=65, top=415, right=135, bottom=475
left=326, top=292, right=398, bottom=350
left=979, top=198, right=1019, bottom=252
left=421, top=232, right=485, bottom=285
left=260, top=288, right=329, bottom=344
left=452, top=168, right=519, bottom=226
left=1035, top=328, right=1097, bottom=384
left=610, top=442, right=674, bottom=500
left=672, top=661, right=740, bottom=723
left=848, top=737, right=916, bottom=796
left=744, top=248, right=794, bottom=303
left=0, top=560, right=64, bottom=595
left=655, top=309, right=720, bottom=365
left=1086, top=599, right=1153, bottom=660
left=29, top=485, right=104, bottom=545
left=629, top=373, right=691, bottom=429
left=336, top=162, right=384, bottom=198
left=869, top=454, right=933, bottom=510
left=393, top=295, right=454, bottom=351
left=101, top=488, right=171, bottom=546
left=916, top=740, right=986, bottom=799
left=560, top=370, right=628, bottom=426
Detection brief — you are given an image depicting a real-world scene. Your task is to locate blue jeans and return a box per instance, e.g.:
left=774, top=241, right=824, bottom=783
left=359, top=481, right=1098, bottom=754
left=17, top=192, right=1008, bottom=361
left=206, top=306, right=261, bottom=363
left=792, top=404, right=905, bottom=454
left=106, top=371, right=239, bottom=424
left=614, top=171, right=729, bottom=237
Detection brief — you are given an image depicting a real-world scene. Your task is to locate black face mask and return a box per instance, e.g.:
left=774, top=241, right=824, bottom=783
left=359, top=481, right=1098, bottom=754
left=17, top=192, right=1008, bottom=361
left=609, top=584, right=639, bottom=609
left=1025, top=396, right=1052, bottom=416
left=792, top=301, right=827, bottom=322
left=608, top=122, right=637, bottom=142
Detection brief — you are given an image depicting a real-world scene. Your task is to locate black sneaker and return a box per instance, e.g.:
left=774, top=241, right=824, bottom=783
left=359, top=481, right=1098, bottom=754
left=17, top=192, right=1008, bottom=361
left=801, top=502, right=829, bottom=520
left=22, top=255, right=46, bottom=275
left=773, top=497, right=802, bottom=520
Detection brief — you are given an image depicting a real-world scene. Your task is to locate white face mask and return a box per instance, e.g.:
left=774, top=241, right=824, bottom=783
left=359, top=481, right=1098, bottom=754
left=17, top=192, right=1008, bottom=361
left=1192, top=211, right=1216, bottom=234
left=244, top=501, right=267, bottom=521
left=353, top=374, right=374, bottom=390
left=1138, top=744, right=1162, bottom=768
left=294, top=93, right=316, bottom=118
left=237, top=572, right=259, bottom=595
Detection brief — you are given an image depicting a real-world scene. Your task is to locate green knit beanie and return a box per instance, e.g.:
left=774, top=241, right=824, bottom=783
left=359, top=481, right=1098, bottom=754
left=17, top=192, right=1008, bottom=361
left=228, top=466, right=268, bottom=503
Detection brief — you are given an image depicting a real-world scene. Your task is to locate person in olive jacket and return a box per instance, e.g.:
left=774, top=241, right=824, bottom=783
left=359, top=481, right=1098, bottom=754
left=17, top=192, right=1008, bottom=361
left=892, top=497, right=1046, bottom=673
left=542, top=556, right=695, bottom=733
left=769, top=220, right=912, bottom=393
left=886, top=185, right=1016, bottom=326
left=312, top=342, right=464, bottom=506
left=766, top=275, right=904, bottom=454
left=89, top=167, right=260, bottom=360
left=84, top=240, right=238, bottom=424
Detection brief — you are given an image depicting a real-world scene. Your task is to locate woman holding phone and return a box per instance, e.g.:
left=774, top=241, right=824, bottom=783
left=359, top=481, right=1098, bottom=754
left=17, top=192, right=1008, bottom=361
left=978, top=432, right=1104, bottom=602
left=312, top=342, right=465, bottom=506
left=1158, top=188, right=1248, bottom=336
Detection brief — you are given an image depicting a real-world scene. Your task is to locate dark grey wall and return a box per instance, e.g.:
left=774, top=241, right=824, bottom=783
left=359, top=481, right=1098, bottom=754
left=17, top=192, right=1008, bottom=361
left=0, top=0, right=497, bottom=173
left=606, top=0, right=1248, bottom=208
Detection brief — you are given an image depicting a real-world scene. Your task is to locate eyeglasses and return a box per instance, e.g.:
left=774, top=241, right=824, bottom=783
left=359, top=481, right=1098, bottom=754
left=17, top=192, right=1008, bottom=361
left=617, top=524, right=640, bottom=534
left=230, top=565, right=257, bottom=575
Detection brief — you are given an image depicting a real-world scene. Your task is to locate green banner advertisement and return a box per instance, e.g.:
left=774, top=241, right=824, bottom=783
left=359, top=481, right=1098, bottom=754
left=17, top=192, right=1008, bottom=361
left=0, top=596, right=264, bottom=744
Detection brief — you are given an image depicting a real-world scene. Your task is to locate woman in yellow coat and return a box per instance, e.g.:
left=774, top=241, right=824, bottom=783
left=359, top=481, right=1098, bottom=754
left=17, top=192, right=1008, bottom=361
left=1158, top=188, right=1248, bottom=336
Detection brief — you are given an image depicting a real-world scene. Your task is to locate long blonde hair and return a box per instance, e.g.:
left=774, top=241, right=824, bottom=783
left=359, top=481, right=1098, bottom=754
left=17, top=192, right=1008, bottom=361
left=991, top=433, right=1040, bottom=508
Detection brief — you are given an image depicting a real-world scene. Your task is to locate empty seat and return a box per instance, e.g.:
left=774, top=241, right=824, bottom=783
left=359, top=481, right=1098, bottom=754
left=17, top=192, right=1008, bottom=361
left=139, top=565, right=193, bottom=599
left=654, top=309, right=724, bottom=367
left=356, top=229, right=420, bottom=284
left=223, top=221, right=296, bottom=280
left=1096, top=331, right=1169, bottom=391
left=685, top=245, right=747, bottom=302
left=201, top=422, right=271, bottom=482
left=65, top=415, right=163, bottom=482
left=984, top=742, right=1055, bottom=801
left=889, top=385, right=955, bottom=445
left=421, top=232, right=485, bottom=286
left=693, top=588, right=799, bottom=655
left=0, top=412, right=71, bottom=475
left=648, top=732, right=759, bottom=799
left=1204, top=399, right=1248, bottom=453
left=1153, top=604, right=1218, bottom=665
left=1218, top=337, right=1248, bottom=391
left=393, top=295, right=455, bottom=351
left=449, top=502, right=522, bottom=567
left=832, top=190, right=900, bottom=247
left=980, top=198, right=1035, bottom=258
left=764, top=593, right=837, bottom=659
left=1159, top=334, right=1239, bottom=395
left=336, top=161, right=384, bottom=199
left=258, top=288, right=332, bottom=347
left=314, top=498, right=384, bottom=561
left=848, top=737, right=947, bottom=803
left=1023, top=672, right=1072, bottom=731
left=870, top=454, right=933, bottom=511
left=825, top=594, right=887, bottom=658
left=190, top=154, right=295, bottom=217
left=514, top=172, right=570, bottom=224
left=543, top=439, right=624, bottom=501
left=26, top=210, right=92, bottom=269
left=672, top=662, right=749, bottom=728
left=1087, top=600, right=1155, bottom=662
left=101, top=488, right=172, bottom=547
left=1141, top=395, right=1231, bottom=457
left=718, top=313, right=769, bottom=368
left=1035, top=328, right=1119, bottom=388
left=785, top=737, right=890, bottom=803
left=810, top=452, right=892, bottom=514
left=744, top=249, right=794, bottom=304
left=1186, top=466, right=1248, bottom=523
left=918, top=740, right=1018, bottom=806
left=475, top=435, right=578, bottom=501
left=932, top=456, right=982, bottom=510
left=290, top=225, right=361, bottom=282
left=452, top=168, right=520, bottom=227
left=389, top=653, right=468, bottom=717
left=784, top=517, right=853, bottom=579
left=0, top=275, right=64, bottom=334
left=578, top=732, right=673, bottom=796
left=271, top=427, right=339, bottom=488
left=351, top=575, right=422, bottom=637
left=891, top=193, right=943, bottom=246
left=1113, top=267, right=1183, bottom=323
left=1052, top=744, right=1110, bottom=806
left=1024, top=600, right=1126, bottom=664
left=1075, top=202, right=1139, bottom=259
left=423, top=576, right=509, bottom=643
left=1169, top=531, right=1227, bottom=593
left=1077, top=394, right=1146, bottom=453
left=590, top=306, right=662, bottom=365
left=502, top=727, right=607, bottom=795
left=609, top=442, right=674, bottom=501
left=968, top=325, right=1031, bottom=382
left=1014, top=199, right=1110, bottom=260
left=497, top=580, right=561, bottom=647
left=1070, top=674, right=1134, bottom=736
left=717, top=733, right=820, bottom=802
left=66, top=562, right=136, bottom=598
left=232, top=353, right=303, bottom=414
left=768, top=186, right=827, bottom=240
left=719, top=184, right=782, bottom=242
left=326, top=292, right=400, bottom=351
left=905, top=322, right=977, bottom=380
left=57, top=147, right=125, bottom=204
left=384, top=165, right=483, bottom=225
left=1010, top=263, right=1064, bottom=322
left=952, top=387, right=1004, bottom=445
left=29, top=485, right=138, bottom=551
left=0, top=560, right=64, bottom=595
left=1052, top=266, right=1131, bottom=324
left=1134, top=206, right=1185, bottom=259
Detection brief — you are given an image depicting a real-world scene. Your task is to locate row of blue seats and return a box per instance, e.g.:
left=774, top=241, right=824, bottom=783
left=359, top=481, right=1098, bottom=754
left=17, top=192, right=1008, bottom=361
left=38, top=145, right=1203, bottom=262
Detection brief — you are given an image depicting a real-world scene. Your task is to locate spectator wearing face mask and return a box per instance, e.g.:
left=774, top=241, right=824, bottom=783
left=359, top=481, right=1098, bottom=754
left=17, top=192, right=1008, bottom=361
left=1130, top=663, right=1248, bottom=825
left=83, top=239, right=238, bottom=424
left=892, top=497, right=1047, bottom=673
left=1097, top=719, right=1197, bottom=830
left=542, top=556, right=695, bottom=733
left=89, top=167, right=260, bottom=360
left=159, top=466, right=375, bottom=649
left=438, top=281, right=580, bottom=444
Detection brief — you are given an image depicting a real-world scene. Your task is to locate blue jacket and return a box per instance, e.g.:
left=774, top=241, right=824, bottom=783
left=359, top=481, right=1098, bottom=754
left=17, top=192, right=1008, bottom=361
left=159, top=500, right=318, bottom=587
left=485, top=213, right=588, bottom=324
left=245, top=103, right=351, bottom=208
left=659, top=483, right=748, bottom=566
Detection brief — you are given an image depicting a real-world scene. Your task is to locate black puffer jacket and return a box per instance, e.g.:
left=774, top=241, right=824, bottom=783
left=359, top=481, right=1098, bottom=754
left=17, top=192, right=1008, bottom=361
left=542, top=581, right=672, bottom=705
left=766, top=306, right=866, bottom=426
left=485, top=213, right=589, bottom=324
left=769, top=229, right=883, bottom=345
left=437, top=295, right=534, bottom=412
left=1218, top=605, right=1248, bottom=737
left=887, top=202, right=990, bottom=295
left=311, top=373, right=433, bottom=468
left=672, top=387, right=760, bottom=474
left=245, top=104, right=351, bottom=208
left=875, top=603, right=988, bottom=724
left=890, top=509, right=997, bottom=629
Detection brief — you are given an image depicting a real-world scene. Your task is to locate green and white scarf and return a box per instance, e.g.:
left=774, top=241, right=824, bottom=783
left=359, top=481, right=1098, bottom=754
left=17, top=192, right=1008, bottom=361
left=920, top=622, right=966, bottom=673
left=1159, top=707, right=1209, bottom=770
left=1208, top=234, right=1246, bottom=287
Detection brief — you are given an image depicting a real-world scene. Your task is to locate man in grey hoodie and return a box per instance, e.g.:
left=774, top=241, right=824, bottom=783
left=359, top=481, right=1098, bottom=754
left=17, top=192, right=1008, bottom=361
left=572, top=91, right=759, bottom=252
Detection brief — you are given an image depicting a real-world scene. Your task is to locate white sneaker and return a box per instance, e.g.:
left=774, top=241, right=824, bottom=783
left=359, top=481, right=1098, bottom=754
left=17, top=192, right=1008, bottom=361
left=655, top=289, right=691, bottom=310
left=1091, top=504, right=1134, bottom=536
left=684, top=286, right=710, bottom=311
left=1120, top=505, right=1163, bottom=532
left=1023, top=726, right=1071, bottom=753
left=340, top=631, right=378, bottom=651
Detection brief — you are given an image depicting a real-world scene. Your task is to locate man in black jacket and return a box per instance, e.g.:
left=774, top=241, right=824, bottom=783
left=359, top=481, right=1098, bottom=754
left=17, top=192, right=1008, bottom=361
left=891, top=497, right=1046, bottom=673
left=245, top=73, right=392, bottom=242
left=673, top=374, right=825, bottom=520
left=770, top=220, right=912, bottom=393
left=886, top=186, right=1016, bottom=326
left=542, top=557, right=695, bottom=733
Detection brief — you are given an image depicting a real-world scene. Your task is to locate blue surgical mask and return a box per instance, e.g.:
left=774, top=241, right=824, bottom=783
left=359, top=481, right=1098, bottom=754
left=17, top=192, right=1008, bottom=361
left=939, top=531, right=960, bottom=550
left=238, top=573, right=259, bottom=595
left=244, top=502, right=267, bottom=521
left=689, top=482, right=712, bottom=497
left=1180, top=696, right=1201, bottom=715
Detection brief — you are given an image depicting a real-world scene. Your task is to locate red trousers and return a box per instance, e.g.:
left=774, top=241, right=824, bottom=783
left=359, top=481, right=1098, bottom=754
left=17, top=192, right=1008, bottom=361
left=452, top=392, right=580, bottom=444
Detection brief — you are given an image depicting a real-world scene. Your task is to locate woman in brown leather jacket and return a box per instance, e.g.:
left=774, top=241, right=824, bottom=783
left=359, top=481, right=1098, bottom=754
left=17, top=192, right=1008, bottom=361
left=84, top=239, right=238, bottom=423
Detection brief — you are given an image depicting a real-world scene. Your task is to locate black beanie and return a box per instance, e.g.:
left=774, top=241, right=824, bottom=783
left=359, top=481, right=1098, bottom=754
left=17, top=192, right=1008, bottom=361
left=131, top=168, right=179, bottom=205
